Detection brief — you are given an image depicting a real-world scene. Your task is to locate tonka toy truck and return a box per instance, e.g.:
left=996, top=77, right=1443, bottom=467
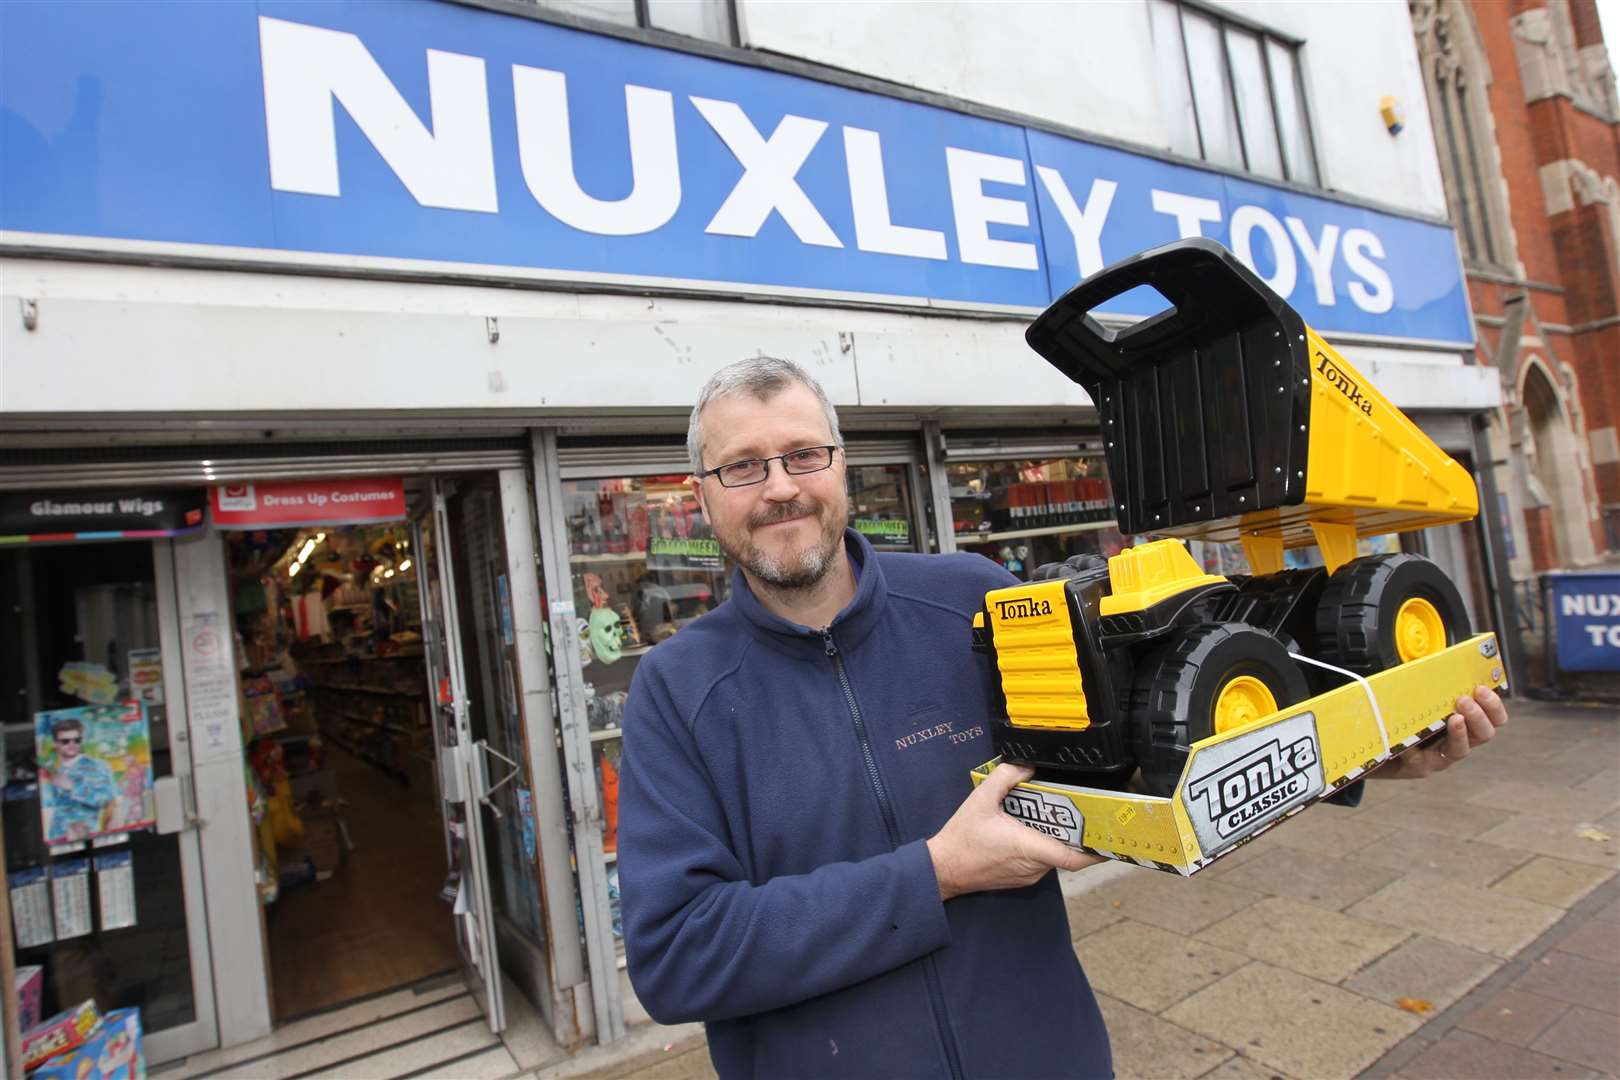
left=972, top=239, right=1497, bottom=822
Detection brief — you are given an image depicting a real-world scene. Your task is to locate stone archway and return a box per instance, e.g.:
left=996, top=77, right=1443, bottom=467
left=1520, top=357, right=1595, bottom=566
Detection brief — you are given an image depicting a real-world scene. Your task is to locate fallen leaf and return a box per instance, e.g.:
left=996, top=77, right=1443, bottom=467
left=1396, top=997, right=1434, bottom=1015
left=1111, top=900, right=1122, bottom=909
left=1575, top=825, right=1612, bottom=843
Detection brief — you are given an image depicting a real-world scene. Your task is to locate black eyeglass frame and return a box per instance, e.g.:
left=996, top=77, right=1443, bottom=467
left=697, top=444, right=841, bottom=488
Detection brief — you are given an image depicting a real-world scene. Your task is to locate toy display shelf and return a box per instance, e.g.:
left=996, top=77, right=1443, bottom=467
left=954, top=520, right=1117, bottom=545
left=974, top=633, right=1506, bottom=875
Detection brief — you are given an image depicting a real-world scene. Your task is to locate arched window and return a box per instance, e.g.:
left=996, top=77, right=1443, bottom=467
left=1413, top=0, right=1517, bottom=270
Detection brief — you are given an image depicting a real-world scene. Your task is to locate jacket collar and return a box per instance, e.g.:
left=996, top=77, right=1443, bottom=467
left=729, top=528, right=887, bottom=660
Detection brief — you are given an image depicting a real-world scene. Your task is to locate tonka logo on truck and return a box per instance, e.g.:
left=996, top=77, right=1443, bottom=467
left=995, top=597, right=1054, bottom=620
left=1182, top=712, right=1325, bottom=854
left=1002, top=788, right=1084, bottom=848
left=1316, top=351, right=1373, bottom=416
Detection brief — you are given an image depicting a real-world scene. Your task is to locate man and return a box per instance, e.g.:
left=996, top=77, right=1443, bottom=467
left=42, top=716, right=117, bottom=842
left=619, top=357, right=1508, bottom=1079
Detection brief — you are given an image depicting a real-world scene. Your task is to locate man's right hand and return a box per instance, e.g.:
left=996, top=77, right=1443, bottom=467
left=926, top=763, right=1102, bottom=901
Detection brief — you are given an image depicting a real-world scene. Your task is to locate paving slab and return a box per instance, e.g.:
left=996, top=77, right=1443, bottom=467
left=1467, top=780, right=1620, bottom=824
left=1352, top=792, right=1518, bottom=840
left=1091, top=869, right=1266, bottom=935
left=1165, top=962, right=1421, bottom=1080
left=1473, top=814, right=1620, bottom=869
left=1064, top=887, right=1126, bottom=940
left=1453, top=985, right=1570, bottom=1047
left=1397, top=1029, right=1603, bottom=1079
left=1513, top=951, right=1620, bottom=1014
left=1491, top=856, right=1616, bottom=908
left=1553, top=916, right=1620, bottom=964
left=1093, top=993, right=1235, bottom=1080
left=1342, top=935, right=1500, bottom=1015
left=1264, top=809, right=1397, bottom=858
left=1346, top=872, right=1565, bottom=958
left=1073, top=920, right=1249, bottom=1012
left=1197, top=896, right=1409, bottom=983
left=1196, top=1054, right=1297, bottom=1080
left=1206, top=846, right=1403, bottom=911
left=1529, top=1006, right=1620, bottom=1075
left=1347, top=830, right=1532, bottom=888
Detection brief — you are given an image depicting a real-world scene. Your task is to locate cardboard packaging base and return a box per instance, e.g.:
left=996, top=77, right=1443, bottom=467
left=974, top=633, right=1506, bottom=875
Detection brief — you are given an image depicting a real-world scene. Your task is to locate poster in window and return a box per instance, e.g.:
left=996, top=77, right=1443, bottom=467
left=35, top=703, right=155, bottom=846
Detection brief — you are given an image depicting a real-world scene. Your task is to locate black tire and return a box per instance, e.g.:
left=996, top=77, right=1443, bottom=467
left=1314, top=554, right=1471, bottom=676
left=1129, top=623, right=1311, bottom=797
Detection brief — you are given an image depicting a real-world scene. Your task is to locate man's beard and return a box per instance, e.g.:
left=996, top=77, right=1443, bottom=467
left=718, top=498, right=844, bottom=590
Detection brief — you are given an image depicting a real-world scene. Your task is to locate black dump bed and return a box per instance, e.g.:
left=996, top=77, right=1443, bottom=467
left=1025, top=239, right=1312, bottom=538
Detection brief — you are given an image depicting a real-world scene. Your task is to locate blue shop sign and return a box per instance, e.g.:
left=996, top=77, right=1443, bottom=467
left=1549, top=573, right=1620, bottom=672
left=0, top=1, right=1471, bottom=345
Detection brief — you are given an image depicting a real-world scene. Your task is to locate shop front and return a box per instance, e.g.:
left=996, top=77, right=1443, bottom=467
left=1, top=0, right=1507, bottom=1064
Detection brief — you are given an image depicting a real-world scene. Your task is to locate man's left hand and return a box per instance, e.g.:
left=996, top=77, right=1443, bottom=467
left=1374, top=685, right=1508, bottom=780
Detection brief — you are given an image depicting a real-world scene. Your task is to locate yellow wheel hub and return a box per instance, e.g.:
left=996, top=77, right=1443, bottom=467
left=1395, top=596, right=1446, bottom=663
left=1213, top=675, right=1278, bottom=734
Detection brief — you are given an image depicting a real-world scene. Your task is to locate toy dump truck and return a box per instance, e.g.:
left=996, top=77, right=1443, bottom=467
left=971, top=239, right=1506, bottom=871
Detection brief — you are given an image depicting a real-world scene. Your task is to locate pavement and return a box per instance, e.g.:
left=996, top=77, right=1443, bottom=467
left=539, top=697, right=1620, bottom=1080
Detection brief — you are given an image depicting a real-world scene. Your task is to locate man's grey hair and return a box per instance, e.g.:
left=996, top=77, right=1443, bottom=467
left=687, top=357, right=843, bottom=475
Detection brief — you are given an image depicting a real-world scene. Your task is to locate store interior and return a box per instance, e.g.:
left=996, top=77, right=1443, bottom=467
left=227, top=522, right=457, bottom=1020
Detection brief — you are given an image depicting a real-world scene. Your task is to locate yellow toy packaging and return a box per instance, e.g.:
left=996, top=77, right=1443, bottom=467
left=972, top=239, right=1506, bottom=873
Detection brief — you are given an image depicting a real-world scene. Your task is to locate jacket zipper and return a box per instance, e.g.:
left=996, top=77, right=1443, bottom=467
left=822, top=629, right=967, bottom=1080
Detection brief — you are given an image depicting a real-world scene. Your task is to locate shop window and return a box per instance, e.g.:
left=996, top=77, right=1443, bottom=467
left=0, top=543, right=198, bottom=1038
left=1149, top=0, right=1319, bottom=185
left=529, top=0, right=739, bottom=45
left=948, top=456, right=1129, bottom=580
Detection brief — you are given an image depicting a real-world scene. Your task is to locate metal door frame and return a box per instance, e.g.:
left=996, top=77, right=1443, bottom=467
left=423, top=482, right=507, bottom=1031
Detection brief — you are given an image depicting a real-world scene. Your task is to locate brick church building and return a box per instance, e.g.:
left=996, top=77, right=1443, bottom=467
left=1414, top=0, right=1619, bottom=576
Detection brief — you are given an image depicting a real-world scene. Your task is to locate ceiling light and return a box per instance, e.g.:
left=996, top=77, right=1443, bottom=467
left=384, top=568, right=396, bottom=579
left=398, top=559, right=412, bottom=573
left=297, top=538, right=317, bottom=563
left=289, top=561, right=302, bottom=578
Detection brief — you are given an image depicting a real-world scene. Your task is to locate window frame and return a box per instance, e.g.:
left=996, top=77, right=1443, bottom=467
left=529, top=0, right=741, bottom=47
left=1158, top=0, right=1322, bottom=187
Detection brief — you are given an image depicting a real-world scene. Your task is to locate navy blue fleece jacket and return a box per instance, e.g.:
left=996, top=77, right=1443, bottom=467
left=619, top=529, right=1111, bottom=1079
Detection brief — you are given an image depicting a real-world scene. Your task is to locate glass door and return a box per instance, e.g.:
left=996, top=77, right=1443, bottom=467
left=412, top=483, right=506, bottom=1030
left=0, top=541, right=217, bottom=1065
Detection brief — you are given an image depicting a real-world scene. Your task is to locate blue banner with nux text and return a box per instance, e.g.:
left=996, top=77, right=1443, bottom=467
left=1549, top=573, right=1620, bottom=672
left=1, top=0, right=1472, bottom=344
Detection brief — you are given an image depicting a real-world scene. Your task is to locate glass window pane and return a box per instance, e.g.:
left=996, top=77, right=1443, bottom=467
left=1149, top=0, right=1201, bottom=158
left=947, top=458, right=1123, bottom=582
left=535, top=0, right=638, bottom=28
left=1183, top=11, right=1243, bottom=169
left=848, top=465, right=918, bottom=551
left=1266, top=39, right=1318, bottom=185
left=1226, top=29, right=1284, bottom=180
left=646, top=0, right=733, bottom=43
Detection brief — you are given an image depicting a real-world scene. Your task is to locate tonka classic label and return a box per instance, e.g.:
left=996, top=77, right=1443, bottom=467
left=1181, top=712, right=1325, bottom=856
left=1002, top=787, right=1085, bottom=848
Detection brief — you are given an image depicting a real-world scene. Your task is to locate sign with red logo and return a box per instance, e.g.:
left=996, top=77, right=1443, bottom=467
left=210, top=478, right=406, bottom=529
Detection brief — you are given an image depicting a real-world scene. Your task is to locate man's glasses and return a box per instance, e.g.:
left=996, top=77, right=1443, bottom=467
left=698, top=445, right=839, bottom=489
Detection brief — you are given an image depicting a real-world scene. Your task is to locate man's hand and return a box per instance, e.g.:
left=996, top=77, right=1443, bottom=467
left=927, top=763, right=1102, bottom=901
left=1374, top=685, right=1509, bottom=780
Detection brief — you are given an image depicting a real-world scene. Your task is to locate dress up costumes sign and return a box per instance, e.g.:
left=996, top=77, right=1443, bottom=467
left=2, top=2, right=1469, bottom=345
left=210, top=478, right=406, bottom=528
